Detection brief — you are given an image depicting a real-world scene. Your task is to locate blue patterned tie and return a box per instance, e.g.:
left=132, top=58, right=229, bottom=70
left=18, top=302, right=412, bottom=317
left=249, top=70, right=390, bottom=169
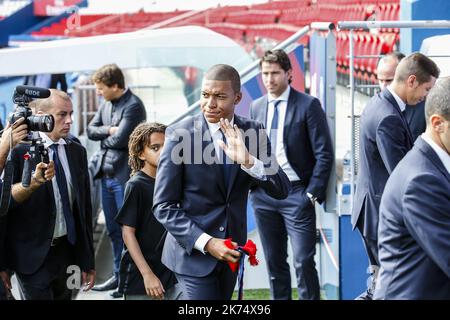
left=269, top=100, right=282, bottom=155
left=50, top=144, right=76, bottom=245
left=219, top=130, right=232, bottom=189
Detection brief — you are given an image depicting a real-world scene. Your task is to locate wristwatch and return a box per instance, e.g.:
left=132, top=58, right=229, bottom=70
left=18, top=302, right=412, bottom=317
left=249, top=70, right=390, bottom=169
left=306, top=192, right=317, bottom=206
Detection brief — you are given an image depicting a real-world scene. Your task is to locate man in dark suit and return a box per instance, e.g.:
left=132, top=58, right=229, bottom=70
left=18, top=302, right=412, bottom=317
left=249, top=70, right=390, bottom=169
left=0, top=118, right=28, bottom=300
left=249, top=49, right=333, bottom=300
left=87, top=64, right=146, bottom=295
left=153, top=64, right=290, bottom=300
left=377, top=52, right=426, bottom=141
left=352, top=53, right=440, bottom=300
left=1, top=90, right=95, bottom=300
left=374, top=77, right=450, bottom=299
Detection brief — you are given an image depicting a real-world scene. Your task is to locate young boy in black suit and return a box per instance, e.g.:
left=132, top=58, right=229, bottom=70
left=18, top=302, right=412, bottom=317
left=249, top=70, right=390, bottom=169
left=115, top=123, right=180, bottom=300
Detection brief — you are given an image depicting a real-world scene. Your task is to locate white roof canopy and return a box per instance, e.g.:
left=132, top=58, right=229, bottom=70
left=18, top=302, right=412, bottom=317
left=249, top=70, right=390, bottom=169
left=0, top=26, right=252, bottom=76
left=420, top=34, right=450, bottom=78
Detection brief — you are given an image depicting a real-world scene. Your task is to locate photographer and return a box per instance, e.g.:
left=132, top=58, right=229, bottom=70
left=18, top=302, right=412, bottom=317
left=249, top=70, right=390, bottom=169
left=1, top=89, right=95, bottom=300
left=0, top=118, right=29, bottom=299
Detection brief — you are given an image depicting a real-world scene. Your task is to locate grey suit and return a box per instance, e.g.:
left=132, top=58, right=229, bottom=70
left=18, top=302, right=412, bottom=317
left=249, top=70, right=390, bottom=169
left=87, top=89, right=146, bottom=185
left=374, top=137, right=450, bottom=299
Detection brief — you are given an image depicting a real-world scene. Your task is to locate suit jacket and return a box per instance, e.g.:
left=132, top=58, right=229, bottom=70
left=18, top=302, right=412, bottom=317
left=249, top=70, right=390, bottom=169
left=250, top=88, right=334, bottom=202
left=2, top=139, right=95, bottom=274
left=87, top=89, right=146, bottom=185
left=403, top=100, right=426, bottom=142
left=153, top=114, right=290, bottom=277
left=374, top=137, right=450, bottom=299
left=352, top=89, right=414, bottom=240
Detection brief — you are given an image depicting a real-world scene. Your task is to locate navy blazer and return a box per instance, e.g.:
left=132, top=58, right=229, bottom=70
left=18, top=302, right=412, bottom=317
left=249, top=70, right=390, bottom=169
left=352, top=89, right=414, bottom=239
left=87, top=89, right=146, bottom=185
left=250, top=88, right=333, bottom=203
left=374, top=137, right=450, bottom=299
left=153, top=114, right=290, bottom=277
left=403, top=100, right=426, bottom=142
left=2, top=140, right=95, bottom=274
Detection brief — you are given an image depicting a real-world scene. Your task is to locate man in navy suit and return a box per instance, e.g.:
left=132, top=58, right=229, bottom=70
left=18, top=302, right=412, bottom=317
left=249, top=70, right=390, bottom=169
left=153, top=64, right=290, bottom=300
left=377, top=52, right=426, bottom=141
left=374, top=77, right=450, bottom=299
left=249, top=49, right=333, bottom=300
left=0, top=90, right=96, bottom=299
left=352, top=53, right=440, bottom=299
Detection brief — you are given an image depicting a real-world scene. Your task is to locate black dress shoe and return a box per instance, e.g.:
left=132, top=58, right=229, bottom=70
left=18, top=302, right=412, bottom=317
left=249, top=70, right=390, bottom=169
left=110, top=290, right=123, bottom=299
left=92, top=276, right=118, bottom=291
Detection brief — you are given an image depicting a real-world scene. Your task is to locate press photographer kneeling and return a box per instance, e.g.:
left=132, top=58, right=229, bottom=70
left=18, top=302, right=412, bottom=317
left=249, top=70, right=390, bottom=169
left=0, top=86, right=95, bottom=300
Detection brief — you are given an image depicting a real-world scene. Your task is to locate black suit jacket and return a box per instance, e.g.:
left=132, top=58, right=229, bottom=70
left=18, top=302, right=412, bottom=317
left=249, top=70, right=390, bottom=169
left=250, top=88, right=334, bottom=203
left=375, top=137, right=450, bottom=299
left=403, top=100, right=426, bottom=142
left=153, top=114, right=290, bottom=277
left=87, top=89, right=146, bottom=185
left=352, top=89, right=414, bottom=240
left=2, top=139, right=94, bottom=274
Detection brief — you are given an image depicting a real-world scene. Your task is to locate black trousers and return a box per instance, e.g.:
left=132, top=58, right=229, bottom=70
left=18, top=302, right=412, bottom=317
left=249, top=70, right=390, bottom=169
left=356, top=214, right=379, bottom=267
left=15, top=237, right=75, bottom=300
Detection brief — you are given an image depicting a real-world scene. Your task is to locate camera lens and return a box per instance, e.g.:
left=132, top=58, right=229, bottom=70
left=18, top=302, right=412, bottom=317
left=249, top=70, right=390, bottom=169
left=27, top=114, right=55, bottom=132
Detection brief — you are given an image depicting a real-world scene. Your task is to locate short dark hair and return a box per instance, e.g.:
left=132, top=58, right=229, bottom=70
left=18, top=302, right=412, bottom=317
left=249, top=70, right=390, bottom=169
left=395, top=52, right=440, bottom=84
left=92, top=63, right=125, bottom=89
left=128, top=122, right=166, bottom=176
left=260, top=49, right=292, bottom=72
left=204, top=64, right=241, bottom=93
left=260, top=49, right=292, bottom=83
left=425, top=77, right=450, bottom=125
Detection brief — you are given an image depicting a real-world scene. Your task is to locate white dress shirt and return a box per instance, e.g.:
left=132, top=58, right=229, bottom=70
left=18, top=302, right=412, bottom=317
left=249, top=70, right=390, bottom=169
left=421, top=133, right=450, bottom=174
left=266, top=86, right=300, bottom=181
left=194, top=116, right=266, bottom=254
left=387, top=85, right=406, bottom=112
left=40, top=132, right=74, bottom=239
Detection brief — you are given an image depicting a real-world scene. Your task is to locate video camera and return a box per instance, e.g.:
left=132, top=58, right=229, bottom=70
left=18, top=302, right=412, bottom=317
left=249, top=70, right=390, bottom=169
left=9, top=85, right=54, bottom=133
left=9, top=85, right=54, bottom=187
left=0, top=86, right=55, bottom=217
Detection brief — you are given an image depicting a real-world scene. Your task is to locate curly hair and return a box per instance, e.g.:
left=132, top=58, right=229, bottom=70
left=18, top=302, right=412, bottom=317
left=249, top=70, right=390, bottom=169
left=128, top=122, right=166, bottom=176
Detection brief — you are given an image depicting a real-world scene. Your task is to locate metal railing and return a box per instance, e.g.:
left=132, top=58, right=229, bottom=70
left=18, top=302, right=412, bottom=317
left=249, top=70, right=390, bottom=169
left=169, top=25, right=310, bottom=125
left=337, top=20, right=450, bottom=207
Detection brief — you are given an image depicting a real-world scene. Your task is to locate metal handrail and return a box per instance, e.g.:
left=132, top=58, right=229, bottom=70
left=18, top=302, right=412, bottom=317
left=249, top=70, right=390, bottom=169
left=338, top=20, right=450, bottom=30
left=338, top=20, right=450, bottom=211
left=169, top=25, right=310, bottom=125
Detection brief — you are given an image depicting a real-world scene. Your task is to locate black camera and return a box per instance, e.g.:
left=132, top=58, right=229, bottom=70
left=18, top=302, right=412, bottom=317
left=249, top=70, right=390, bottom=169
left=9, top=85, right=54, bottom=133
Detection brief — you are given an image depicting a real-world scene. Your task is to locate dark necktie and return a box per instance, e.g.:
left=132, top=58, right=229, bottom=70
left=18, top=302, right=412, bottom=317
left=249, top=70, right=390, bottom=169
left=269, top=100, right=282, bottom=154
left=401, top=106, right=414, bottom=143
left=219, top=130, right=232, bottom=189
left=50, top=144, right=76, bottom=245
